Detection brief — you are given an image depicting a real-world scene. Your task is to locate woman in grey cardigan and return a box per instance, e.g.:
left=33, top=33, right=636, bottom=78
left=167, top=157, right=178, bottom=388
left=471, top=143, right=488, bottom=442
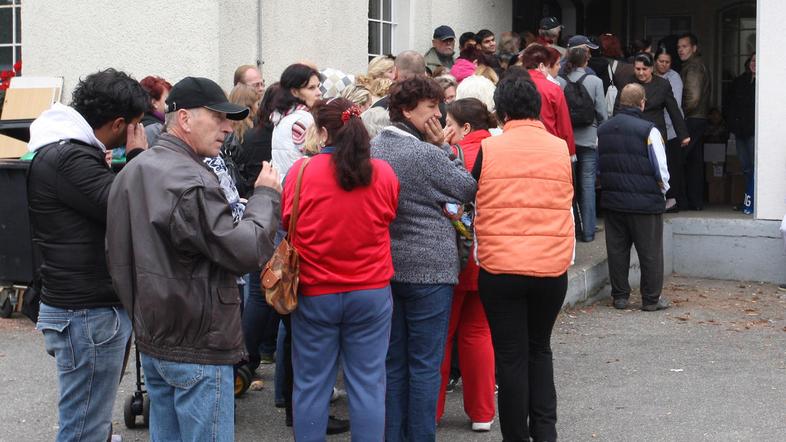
left=370, top=76, right=477, bottom=442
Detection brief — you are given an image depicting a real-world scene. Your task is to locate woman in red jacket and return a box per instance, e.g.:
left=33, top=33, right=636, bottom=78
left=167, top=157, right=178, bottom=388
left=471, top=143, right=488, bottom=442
left=436, top=97, right=497, bottom=432
left=282, top=98, right=400, bottom=441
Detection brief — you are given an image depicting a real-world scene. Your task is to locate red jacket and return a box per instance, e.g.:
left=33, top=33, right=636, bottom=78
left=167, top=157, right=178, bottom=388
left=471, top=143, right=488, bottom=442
left=452, top=129, right=489, bottom=292
left=282, top=153, right=400, bottom=296
left=528, top=69, right=576, bottom=156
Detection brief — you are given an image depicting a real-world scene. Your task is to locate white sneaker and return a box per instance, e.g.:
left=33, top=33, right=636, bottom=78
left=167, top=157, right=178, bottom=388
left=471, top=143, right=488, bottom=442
left=472, top=421, right=493, bottom=432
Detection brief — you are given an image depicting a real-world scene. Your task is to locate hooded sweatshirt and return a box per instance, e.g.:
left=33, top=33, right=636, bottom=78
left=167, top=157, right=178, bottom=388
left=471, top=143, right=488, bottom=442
left=28, top=103, right=105, bottom=152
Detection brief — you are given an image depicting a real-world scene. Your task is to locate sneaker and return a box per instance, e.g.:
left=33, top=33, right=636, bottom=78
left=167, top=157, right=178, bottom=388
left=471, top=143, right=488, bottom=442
left=326, top=416, right=350, bottom=435
left=778, top=284, right=786, bottom=292
left=446, top=376, right=459, bottom=393
left=641, top=297, right=671, bottom=311
left=612, top=298, right=629, bottom=310
left=472, top=421, right=493, bottom=432
left=330, top=387, right=346, bottom=403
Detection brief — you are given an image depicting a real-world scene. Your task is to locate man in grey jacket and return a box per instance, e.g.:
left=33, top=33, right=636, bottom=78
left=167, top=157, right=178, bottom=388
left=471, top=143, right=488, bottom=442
left=106, top=77, right=281, bottom=440
left=678, top=33, right=711, bottom=210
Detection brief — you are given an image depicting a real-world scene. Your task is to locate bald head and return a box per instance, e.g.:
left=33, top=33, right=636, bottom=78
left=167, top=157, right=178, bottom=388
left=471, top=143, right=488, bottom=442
left=395, top=50, right=426, bottom=80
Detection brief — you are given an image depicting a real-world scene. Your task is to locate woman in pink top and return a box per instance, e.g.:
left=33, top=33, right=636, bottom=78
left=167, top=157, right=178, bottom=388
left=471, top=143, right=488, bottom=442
left=282, top=98, right=399, bottom=441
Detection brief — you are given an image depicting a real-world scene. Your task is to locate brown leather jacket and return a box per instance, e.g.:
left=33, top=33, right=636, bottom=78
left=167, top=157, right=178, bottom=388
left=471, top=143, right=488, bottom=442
left=680, top=55, right=711, bottom=119
left=106, top=133, right=280, bottom=365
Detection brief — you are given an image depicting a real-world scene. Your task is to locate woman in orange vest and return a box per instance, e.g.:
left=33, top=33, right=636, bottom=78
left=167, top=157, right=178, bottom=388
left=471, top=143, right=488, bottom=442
left=473, top=72, right=575, bottom=442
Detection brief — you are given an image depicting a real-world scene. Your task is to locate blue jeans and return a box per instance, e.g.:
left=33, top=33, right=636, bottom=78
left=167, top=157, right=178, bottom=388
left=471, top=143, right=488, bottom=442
left=141, top=354, right=234, bottom=442
left=243, top=269, right=278, bottom=370
left=576, top=145, right=597, bottom=241
left=36, top=303, right=132, bottom=442
left=292, top=287, right=393, bottom=441
left=385, top=283, right=453, bottom=442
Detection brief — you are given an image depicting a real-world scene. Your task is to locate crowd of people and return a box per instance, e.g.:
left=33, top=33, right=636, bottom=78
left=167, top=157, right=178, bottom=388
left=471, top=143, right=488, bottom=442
left=26, top=14, right=756, bottom=442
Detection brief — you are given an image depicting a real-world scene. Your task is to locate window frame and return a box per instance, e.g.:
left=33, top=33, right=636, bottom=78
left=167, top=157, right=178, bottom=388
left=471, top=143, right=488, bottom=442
left=368, top=0, right=397, bottom=60
left=0, top=0, right=22, bottom=71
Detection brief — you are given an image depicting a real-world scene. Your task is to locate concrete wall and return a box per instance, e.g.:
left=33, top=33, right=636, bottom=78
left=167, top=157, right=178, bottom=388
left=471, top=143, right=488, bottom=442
left=259, top=0, right=368, bottom=86
left=755, top=0, right=786, bottom=221
left=669, top=217, right=786, bottom=283
left=21, top=1, right=242, bottom=100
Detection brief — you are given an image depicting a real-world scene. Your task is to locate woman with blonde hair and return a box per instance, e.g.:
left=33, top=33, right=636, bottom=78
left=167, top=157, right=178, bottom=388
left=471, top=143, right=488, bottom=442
left=229, top=83, right=260, bottom=144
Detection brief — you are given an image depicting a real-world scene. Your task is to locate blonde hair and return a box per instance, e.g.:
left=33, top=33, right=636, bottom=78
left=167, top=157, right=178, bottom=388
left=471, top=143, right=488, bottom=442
left=228, top=84, right=258, bottom=143
left=367, top=55, right=395, bottom=79
left=366, top=78, right=393, bottom=101
left=302, top=124, right=321, bottom=156
left=339, top=85, right=372, bottom=108
left=474, top=65, right=499, bottom=85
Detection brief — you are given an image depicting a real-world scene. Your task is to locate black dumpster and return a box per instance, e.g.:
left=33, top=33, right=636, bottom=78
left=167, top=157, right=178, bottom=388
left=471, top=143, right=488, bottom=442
left=0, top=159, right=34, bottom=316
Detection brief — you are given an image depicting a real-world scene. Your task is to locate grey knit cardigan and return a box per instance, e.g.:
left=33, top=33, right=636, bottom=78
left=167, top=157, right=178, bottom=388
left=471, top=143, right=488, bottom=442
left=370, top=126, right=477, bottom=284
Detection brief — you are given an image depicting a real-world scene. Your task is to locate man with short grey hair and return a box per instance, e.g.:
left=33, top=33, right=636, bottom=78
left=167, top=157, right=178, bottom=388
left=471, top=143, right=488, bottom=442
left=424, top=25, right=456, bottom=73
left=107, top=76, right=282, bottom=440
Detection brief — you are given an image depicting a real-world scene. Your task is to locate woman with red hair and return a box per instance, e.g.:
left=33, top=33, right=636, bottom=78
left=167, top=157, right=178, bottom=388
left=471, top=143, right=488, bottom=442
left=520, top=44, right=575, bottom=157
left=139, top=75, right=172, bottom=144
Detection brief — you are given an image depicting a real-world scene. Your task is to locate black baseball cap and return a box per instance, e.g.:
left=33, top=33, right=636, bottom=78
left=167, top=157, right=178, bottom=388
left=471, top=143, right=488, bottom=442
left=166, top=77, right=249, bottom=121
left=539, top=16, right=562, bottom=30
left=433, top=25, right=456, bottom=41
left=568, top=35, right=599, bottom=50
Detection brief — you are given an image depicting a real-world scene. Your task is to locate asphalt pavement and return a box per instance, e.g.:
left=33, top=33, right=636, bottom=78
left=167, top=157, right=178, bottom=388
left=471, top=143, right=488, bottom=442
left=1, top=276, right=784, bottom=441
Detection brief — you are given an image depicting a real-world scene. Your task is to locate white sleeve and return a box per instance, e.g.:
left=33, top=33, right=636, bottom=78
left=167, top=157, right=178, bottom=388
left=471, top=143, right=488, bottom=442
left=647, top=127, right=670, bottom=194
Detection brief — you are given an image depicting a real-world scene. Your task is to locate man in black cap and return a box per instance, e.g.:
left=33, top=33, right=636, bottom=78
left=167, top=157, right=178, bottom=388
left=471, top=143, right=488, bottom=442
left=425, top=25, right=456, bottom=73
left=538, top=16, right=566, bottom=56
left=106, top=76, right=282, bottom=439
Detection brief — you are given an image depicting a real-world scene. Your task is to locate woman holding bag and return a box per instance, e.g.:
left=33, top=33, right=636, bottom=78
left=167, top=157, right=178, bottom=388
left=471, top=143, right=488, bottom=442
left=436, top=98, right=497, bottom=432
left=282, top=98, right=399, bottom=441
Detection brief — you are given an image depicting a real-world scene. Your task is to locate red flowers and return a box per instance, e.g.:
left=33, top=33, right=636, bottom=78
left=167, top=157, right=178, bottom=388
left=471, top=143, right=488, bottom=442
left=0, top=59, right=21, bottom=91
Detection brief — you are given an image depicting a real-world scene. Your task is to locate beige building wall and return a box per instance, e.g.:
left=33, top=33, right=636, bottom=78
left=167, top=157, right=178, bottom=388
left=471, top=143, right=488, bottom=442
left=22, top=0, right=258, bottom=99
left=754, top=0, right=785, bottom=220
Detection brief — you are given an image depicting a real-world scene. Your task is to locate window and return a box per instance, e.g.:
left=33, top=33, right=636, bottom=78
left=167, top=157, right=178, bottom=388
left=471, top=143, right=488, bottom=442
left=0, top=0, right=22, bottom=71
left=718, top=3, right=756, bottom=105
left=368, top=0, right=395, bottom=60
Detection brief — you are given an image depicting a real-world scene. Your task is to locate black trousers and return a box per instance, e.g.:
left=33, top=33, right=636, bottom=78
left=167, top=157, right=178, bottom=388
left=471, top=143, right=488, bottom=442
left=478, top=269, right=567, bottom=442
left=665, top=137, right=686, bottom=205
left=604, top=210, right=664, bottom=305
left=683, top=118, right=708, bottom=209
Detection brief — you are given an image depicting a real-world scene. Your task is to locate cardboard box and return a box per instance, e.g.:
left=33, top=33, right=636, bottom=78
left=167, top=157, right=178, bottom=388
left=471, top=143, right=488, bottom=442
left=704, top=162, right=725, bottom=181
left=704, top=143, right=727, bottom=162
left=0, top=134, right=28, bottom=159
left=730, top=173, right=746, bottom=204
left=707, top=175, right=729, bottom=204
left=726, top=155, right=742, bottom=174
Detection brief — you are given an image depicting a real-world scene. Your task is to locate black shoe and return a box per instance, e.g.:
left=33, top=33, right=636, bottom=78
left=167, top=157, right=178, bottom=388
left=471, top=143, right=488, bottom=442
left=285, top=414, right=292, bottom=427
left=641, top=297, right=671, bottom=311
left=613, top=298, right=629, bottom=309
left=446, top=376, right=459, bottom=393
left=326, top=416, right=350, bottom=435
left=275, top=400, right=286, bottom=408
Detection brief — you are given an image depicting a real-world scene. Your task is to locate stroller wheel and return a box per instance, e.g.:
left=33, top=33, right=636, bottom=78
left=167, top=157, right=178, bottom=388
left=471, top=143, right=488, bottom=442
left=123, top=395, right=137, bottom=429
left=235, top=365, right=252, bottom=398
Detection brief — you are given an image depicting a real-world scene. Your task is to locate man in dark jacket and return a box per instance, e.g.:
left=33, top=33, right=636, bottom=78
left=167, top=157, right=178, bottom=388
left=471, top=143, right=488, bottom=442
left=678, top=33, right=712, bottom=210
left=598, top=83, right=671, bottom=312
left=724, top=53, right=756, bottom=208
left=106, top=77, right=281, bottom=439
left=27, top=68, right=150, bottom=441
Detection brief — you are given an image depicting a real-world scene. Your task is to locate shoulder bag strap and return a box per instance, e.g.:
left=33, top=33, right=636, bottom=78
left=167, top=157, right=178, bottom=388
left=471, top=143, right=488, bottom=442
left=453, top=143, right=465, bottom=164
left=288, top=157, right=311, bottom=242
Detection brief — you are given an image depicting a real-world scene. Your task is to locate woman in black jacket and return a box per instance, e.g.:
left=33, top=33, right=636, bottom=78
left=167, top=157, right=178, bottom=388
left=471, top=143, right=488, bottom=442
left=617, top=53, right=689, bottom=146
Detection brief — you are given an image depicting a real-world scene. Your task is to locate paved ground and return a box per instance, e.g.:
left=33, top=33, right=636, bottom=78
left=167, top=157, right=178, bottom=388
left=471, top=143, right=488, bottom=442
left=1, top=276, right=784, bottom=441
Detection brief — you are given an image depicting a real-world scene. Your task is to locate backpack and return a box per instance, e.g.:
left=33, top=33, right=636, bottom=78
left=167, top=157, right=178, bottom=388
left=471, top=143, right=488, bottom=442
left=560, top=73, right=596, bottom=127
left=605, top=60, right=619, bottom=116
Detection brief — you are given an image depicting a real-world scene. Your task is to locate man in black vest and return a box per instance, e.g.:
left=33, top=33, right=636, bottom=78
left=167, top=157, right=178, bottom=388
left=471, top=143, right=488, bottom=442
left=598, top=83, right=671, bottom=311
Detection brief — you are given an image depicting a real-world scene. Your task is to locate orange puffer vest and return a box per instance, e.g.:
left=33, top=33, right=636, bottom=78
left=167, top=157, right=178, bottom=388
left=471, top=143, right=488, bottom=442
left=475, top=119, right=575, bottom=277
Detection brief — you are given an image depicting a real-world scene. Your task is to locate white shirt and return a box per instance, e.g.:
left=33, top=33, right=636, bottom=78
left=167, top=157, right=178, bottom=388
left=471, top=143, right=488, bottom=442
left=647, top=127, right=670, bottom=194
